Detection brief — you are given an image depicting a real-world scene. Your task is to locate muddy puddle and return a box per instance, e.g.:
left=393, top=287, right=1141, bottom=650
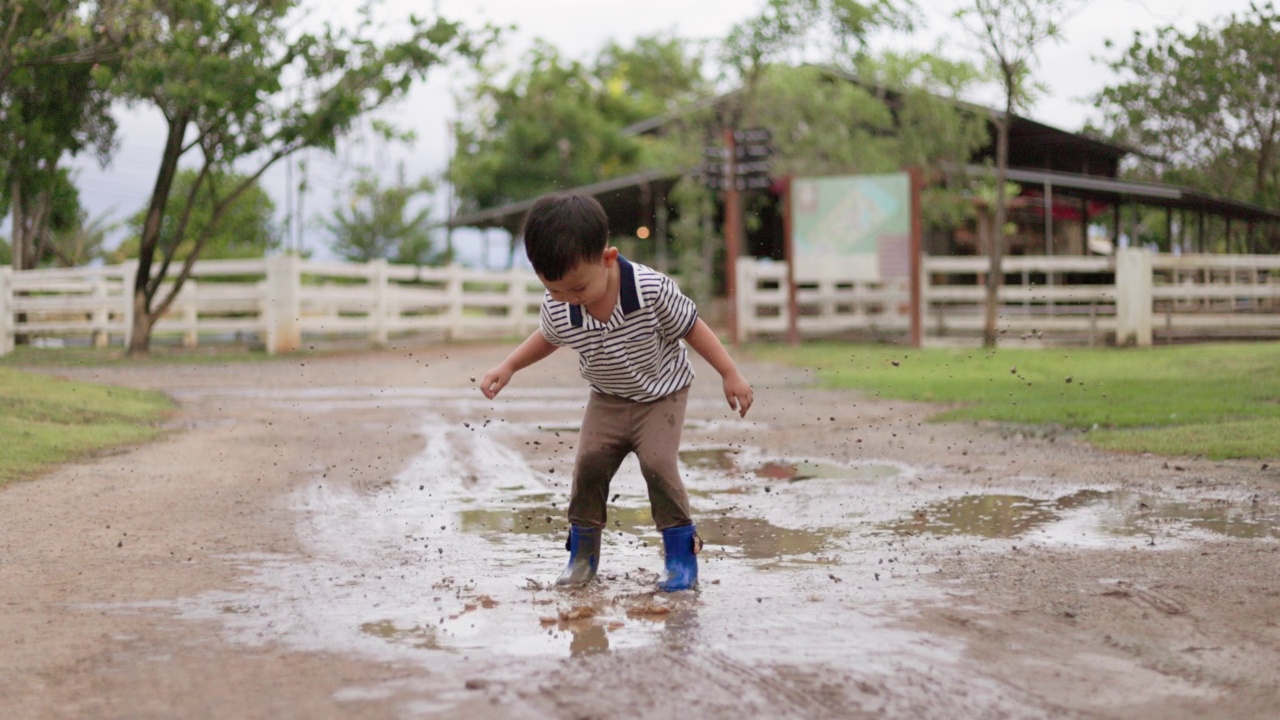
left=886, top=490, right=1279, bottom=541
left=125, top=384, right=1277, bottom=719
left=681, top=447, right=901, bottom=483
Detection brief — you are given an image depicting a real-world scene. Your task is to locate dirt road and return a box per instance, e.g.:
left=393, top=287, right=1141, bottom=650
left=2, top=343, right=1277, bottom=719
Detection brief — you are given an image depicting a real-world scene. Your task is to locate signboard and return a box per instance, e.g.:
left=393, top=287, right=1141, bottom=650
left=700, top=127, right=773, bottom=191
left=790, top=173, right=911, bottom=280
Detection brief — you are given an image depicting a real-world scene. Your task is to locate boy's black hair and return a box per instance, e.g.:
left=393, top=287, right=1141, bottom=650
left=521, top=194, right=609, bottom=280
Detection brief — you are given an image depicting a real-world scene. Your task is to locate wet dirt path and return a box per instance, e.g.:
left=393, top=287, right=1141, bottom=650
left=2, top=344, right=1278, bottom=719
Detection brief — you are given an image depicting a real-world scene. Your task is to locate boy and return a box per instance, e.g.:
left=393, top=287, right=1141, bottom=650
left=479, top=193, right=752, bottom=592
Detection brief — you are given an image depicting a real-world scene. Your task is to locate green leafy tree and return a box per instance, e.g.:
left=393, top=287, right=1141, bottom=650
left=109, top=169, right=280, bottom=264
left=49, top=208, right=118, bottom=267
left=721, top=0, right=916, bottom=100
left=449, top=35, right=710, bottom=213
left=956, top=0, right=1083, bottom=347
left=594, top=35, right=713, bottom=122
left=0, top=167, right=86, bottom=267
left=746, top=61, right=984, bottom=178
left=98, top=0, right=491, bottom=355
left=1093, top=3, right=1280, bottom=211
left=1, top=0, right=121, bottom=270
left=322, top=168, right=440, bottom=264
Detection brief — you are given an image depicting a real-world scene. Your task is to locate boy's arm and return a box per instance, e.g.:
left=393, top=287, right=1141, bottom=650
left=682, top=317, right=753, bottom=417
left=480, top=330, right=558, bottom=400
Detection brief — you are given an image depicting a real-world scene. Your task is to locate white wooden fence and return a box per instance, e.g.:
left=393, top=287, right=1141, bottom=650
left=737, top=249, right=1280, bottom=346
left=0, top=257, right=544, bottom=355
left=5, top=250, right=1280, bottom=355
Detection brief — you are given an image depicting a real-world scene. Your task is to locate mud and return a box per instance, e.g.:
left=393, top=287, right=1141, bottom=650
left=1, top=343, right=1278, bottom=719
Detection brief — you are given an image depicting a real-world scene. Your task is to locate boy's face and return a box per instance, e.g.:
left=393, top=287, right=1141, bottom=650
left=539, top=247, right=617, bottom=306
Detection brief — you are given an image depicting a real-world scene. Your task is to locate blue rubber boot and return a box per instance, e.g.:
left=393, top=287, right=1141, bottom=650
left=556, top=525, right=601, bottom=587
left=656, top=524, right=700, bottom=592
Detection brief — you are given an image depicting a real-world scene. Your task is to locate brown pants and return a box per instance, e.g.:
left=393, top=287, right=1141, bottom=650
left=568, top=387, right=692, bottom=531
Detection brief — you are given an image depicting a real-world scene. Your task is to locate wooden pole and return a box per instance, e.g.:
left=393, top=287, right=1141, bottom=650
left=909, top=167, right=923, bottom=348
left=783, top=176, right=798, bottom=346
left=723, top=127, right=742, bottom=345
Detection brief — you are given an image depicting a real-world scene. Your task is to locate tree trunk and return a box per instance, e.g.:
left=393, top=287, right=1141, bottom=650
left=10, top=179, right=27, bottom=345
left=128, top=113, right=189, bottom=356
left=127, top=288, right=152, bottom=356
left=10, top=179, right=25, bottom=271
left=984, top=104, right=1011, bottom=348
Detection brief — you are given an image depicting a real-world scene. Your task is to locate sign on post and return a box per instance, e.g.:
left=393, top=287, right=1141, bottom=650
left=699, top=127, right=774, bottom=192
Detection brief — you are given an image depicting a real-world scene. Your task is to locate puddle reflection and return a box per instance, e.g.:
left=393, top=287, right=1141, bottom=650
left=698, top=515, right=837, bottom=559
left=459, top=495, right=836, bottom=561
left=890, top=494, right=1063, bottom=538
left=754, top=460, right=900, bottom=483
left=1126, top=499, right=1280, bottom=540
left=888, top=491, right=1280, bottom=540
left=567, top=623, right=610, bottom=656
left=680, top=448, right=740, bottom=472
left=359, top=619, right=443, bottom=650
left=680, top=447, right=902, bottom=484
left=459, top=500, right=655, bottom=536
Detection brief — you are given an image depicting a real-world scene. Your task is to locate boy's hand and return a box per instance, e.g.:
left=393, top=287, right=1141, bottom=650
left=480, top=363, right=513, bottom=400
left=723, top=371, right=753, bottom=418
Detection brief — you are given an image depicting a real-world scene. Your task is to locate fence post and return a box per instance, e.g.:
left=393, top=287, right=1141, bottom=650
left=182, top=280, right=199, bottom=348
left=445, top=264, right=464, bottom=340
left=121, top=261, right=138, bottom=350
left=0, top=268, right=12, bottom=356
left=370, top=259, right=389, bottom=346
left=735, top=257, right=753, bottom=343
left=264, top=254, right=301, bottom=354
left=917, top=255, right=929, bottom=345
left=507, top=268, right=528, bottom=335
left=1115, top=247, right=1153, bottom=346
left=91, top=273, right=110, bottom=348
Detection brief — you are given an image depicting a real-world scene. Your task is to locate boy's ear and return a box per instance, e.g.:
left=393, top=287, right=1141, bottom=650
left=602, top=246, right=619, bottom=265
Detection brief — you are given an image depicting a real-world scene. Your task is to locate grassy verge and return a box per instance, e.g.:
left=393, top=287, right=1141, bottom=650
left=748, top=342, right=1280, bottom=460
left=0, top=367, right=173, bottom=486
left=0, top=344, right=277, bottom=369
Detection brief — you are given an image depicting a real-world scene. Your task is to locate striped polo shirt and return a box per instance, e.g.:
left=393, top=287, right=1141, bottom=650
left=540, top=256, right=698, bottom=402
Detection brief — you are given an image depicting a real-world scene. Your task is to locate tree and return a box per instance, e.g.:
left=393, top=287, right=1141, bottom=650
left=109, top=169, right=280, bottom=263
left=721, top=0, right=917, bottom=98
left=322, top=167, right=440, bottom=264
left=593, top=35, right=714, bottom=123
left=449, top=35, right=710, bottom=214
left=98, top=0, right=491, bottom=355
left=0, top=0, right=126, bottom=85
left=49, top=208, right=117, bottom=267
left=956, top=0, right=1083, bottom=347
left=1, top=0, right=121, bottom=271
left=21, top=167, right=83, bottom=266
left=737, top=57, right=985, bottom=179
left=1093, top=3, right=1280, bottom=210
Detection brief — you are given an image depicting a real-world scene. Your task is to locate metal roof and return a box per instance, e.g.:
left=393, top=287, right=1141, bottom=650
left=973, top=165, right=1280, bottom=222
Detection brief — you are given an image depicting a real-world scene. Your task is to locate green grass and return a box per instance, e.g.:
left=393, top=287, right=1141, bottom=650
left=0, top=344, right=278, bottom=369
left=0, top=367, right=173, bottom=485
left=748, top=342, right=1280, bottom=460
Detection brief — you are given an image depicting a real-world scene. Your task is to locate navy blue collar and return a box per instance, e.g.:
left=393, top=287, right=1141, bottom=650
left=569, top=255, right=641, bottom=327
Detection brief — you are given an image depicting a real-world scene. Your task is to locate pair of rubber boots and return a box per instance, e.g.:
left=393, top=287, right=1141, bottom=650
left=556, top=524, right=699, bottom=592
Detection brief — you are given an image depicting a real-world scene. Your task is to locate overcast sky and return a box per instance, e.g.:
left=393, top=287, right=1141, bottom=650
left=66, top=0, right=1260, bottom=263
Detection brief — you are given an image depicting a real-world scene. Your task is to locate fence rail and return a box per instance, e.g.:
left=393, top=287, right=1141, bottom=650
left=0, top=258, right=544, bottom=354
left=5, top=250, right=1280, bottom=355
left=737, top=249, right=1280, bottom=345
